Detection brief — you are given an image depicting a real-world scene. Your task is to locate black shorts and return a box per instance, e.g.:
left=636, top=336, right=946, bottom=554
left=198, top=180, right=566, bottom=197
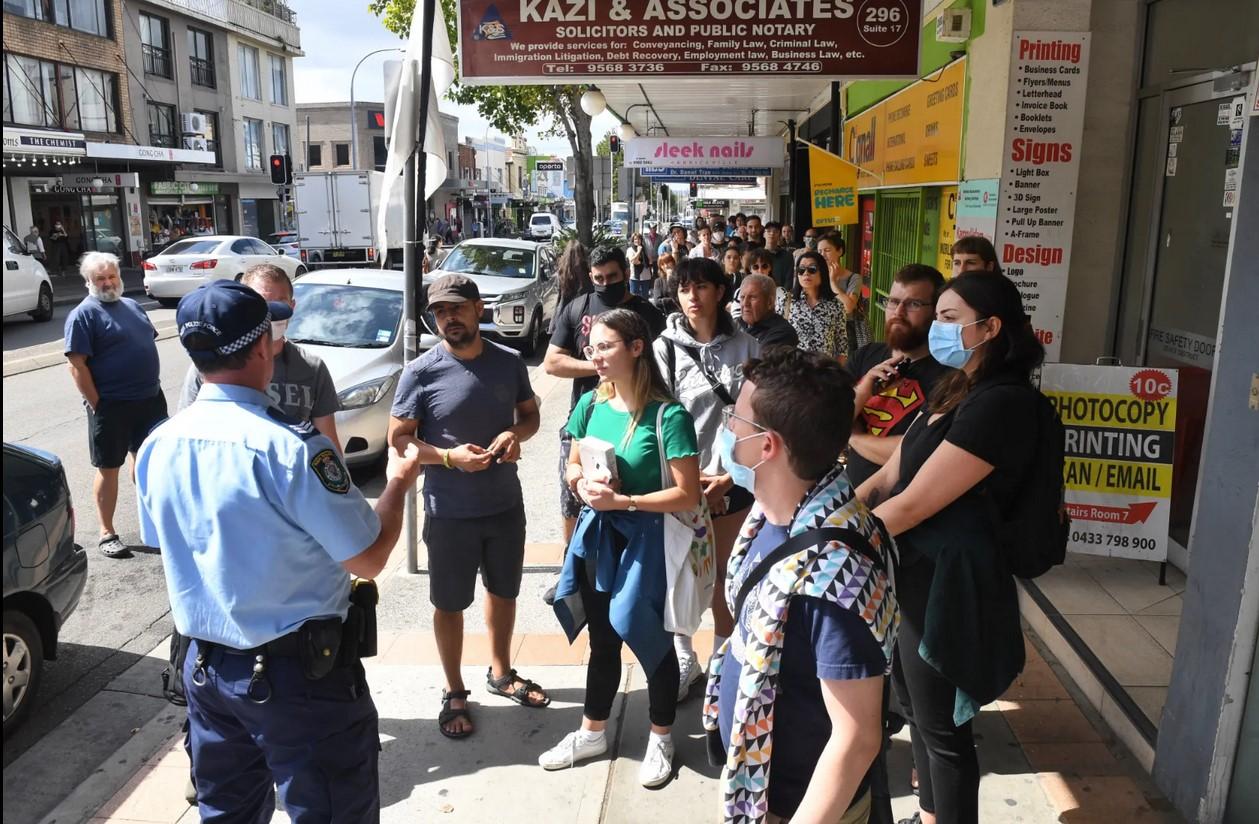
left=87, top=392, right=169, bottom=469
left=558, top=428, right=582, bottom=519
left=423, top=503, right=527, bottom=612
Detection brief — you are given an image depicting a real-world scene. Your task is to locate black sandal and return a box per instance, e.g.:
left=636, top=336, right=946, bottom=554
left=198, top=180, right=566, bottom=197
left=438, top=689, right=474, bottom=739
left=486, top=667, right=551, bottom=708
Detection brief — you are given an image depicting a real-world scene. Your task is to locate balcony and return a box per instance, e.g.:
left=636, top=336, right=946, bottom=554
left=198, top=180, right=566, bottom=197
left=152, top=0, right=302, bottom=52
left=190, top=56, right=216, bottom=88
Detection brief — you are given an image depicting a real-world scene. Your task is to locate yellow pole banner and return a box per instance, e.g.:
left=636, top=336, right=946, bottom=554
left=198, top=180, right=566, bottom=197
left=804, top=141, right=859, bottom=227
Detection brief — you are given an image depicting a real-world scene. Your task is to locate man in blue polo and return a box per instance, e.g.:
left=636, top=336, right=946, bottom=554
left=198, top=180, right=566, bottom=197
left=136, top=281, right=422, bottom=820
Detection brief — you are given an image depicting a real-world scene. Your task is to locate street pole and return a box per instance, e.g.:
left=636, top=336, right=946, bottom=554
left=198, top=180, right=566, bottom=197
left=350, top=47, right=404, bottom=170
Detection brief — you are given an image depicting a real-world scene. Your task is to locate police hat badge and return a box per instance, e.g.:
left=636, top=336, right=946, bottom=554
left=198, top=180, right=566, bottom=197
left=311, top=448, right=351, bottom=494
left=473, top=5, right=511, bottom=40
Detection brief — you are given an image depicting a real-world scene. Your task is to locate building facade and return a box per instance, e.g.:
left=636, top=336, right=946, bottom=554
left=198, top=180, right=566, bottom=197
left=296, top=100, right=387, bottom=173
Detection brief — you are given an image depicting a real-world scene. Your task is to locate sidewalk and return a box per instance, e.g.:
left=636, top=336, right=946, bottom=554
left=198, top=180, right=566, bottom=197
left=61, top=625, right=1180, bottom=824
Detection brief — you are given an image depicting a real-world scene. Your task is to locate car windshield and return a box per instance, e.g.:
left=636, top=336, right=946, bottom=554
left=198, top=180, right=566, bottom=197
left=288, top=283, right=403, bottom=348
left=161, top=239, right=221, bottom=255
left=440, top=245, right=535, bottom=279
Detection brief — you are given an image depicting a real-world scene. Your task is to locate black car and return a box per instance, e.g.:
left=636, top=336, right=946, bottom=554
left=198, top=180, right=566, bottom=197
left=3, top=442, right=87, bottom=734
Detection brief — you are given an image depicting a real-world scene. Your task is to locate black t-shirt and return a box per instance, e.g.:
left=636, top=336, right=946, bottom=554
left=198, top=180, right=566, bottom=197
left=550, top=291, right=667, bottom=409
left=738, top=313, right=799, bottom=350
left=846, top=343, right=953, bottom=488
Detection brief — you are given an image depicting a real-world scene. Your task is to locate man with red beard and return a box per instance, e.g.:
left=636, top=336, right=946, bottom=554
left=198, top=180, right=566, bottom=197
left=845, top=264, right=952, bottom=488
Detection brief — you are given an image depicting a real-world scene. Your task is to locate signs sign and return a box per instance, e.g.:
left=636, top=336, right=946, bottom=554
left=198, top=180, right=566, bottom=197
left=804, top=141, right=859, bottom=227
left=624, top=137, right=782, bottom=170
left=62, top=173, right=140, bottom=189
left=1041, top=364, right=1177, bottom=562
left=935, top=184, right=957, bottom=275
left=955, top=178, right=999, bottom=243
left=844, top=57, right=966, bottom=188
left=641, top=166, right=766, bottom=184
left=526, top=155, right=567, bottom=198
left=2, top=127, right=87, bottom=157
left=150, top=181, right=221, bottom=195
left=995, top=32, right=1091, bottom=363
left=456, top=0, right=921, bottom=84
left=86, top=142, right=217, bottom=164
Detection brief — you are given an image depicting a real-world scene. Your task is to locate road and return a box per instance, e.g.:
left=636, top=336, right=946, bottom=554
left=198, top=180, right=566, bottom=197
left=2, top=302, right=569, bottom=768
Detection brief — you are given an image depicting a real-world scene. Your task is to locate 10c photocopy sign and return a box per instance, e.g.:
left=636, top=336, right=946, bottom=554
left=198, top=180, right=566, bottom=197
left=457, top=0, right=921, bottom=83
left=1041, top=364, right=1177, bottom=561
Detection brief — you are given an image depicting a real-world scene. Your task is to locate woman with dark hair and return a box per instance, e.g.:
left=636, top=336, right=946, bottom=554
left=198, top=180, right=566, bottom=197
left=949, top=236, right=1001, bottom=278
left=654, top=257, right=761, bottom=697
left=541, top=308, right=703, bottom=788
left=721, top=243, right=745, bottom=314
left=555, top=239, right=592, bottom=309
left=627, top=232, right=650, bottom=297
left=778, top=250, right=848, bottom=361
left=818, top=231, right=869, bottom=353
left=651, top=252, right=679, bottom=314
left=856, top=271, right=1044, bottom=824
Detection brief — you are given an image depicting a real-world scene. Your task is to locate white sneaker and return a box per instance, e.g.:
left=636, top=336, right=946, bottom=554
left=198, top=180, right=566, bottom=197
left=639, top=735, right=675, bottom=788
left=676, top=653, right=702, bottom=703
left=538, top=730, right=608, bottom=770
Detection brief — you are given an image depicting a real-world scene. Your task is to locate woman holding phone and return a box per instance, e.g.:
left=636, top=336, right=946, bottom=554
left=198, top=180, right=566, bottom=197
left=541, top=309, right=703, bottom=789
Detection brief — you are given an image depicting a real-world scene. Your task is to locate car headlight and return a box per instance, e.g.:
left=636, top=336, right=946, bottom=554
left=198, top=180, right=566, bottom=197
left=337, top=374, right=396, bottom=410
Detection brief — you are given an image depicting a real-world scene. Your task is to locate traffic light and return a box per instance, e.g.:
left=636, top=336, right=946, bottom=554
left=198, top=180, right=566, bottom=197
left=269, top=153, right=292, bottom=185
left=608, top=135, right=620, bottom=153
left=689, top=180, right=698, bottom=198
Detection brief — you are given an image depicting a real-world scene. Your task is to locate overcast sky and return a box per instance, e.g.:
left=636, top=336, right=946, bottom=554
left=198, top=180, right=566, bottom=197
left=291, top=1, right=620, bottom=158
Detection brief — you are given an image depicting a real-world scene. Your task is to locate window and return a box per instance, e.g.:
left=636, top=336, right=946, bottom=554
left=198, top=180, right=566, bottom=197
left=75, top=67, right=118, bottom=132
left=4, top=0, right=109, bottom=37
left=307, top=143, right=322, bottom=167
left=269, top=54, right=287, bottom=105
left=373, top=135, right=387, bottom=171
left=188, top=28, right=215, bottom=88
left=2, top=53, right=119, bottom=132
left=196, top=109, right=221, bottom=167
left=271, top=122, right=289, bottom=157
left=147, top=101, right=175, bottom=147
left=238, top=45, right=260, bottom=100
left=139, top=13, right=171, bottom=78
left=243, top=117, right=263, bottom=170
left=334, top=142, right=350, bottom=167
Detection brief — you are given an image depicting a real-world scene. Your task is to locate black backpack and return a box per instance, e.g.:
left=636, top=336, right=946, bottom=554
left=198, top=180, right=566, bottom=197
left=977, top=380, right=1071, bottom=579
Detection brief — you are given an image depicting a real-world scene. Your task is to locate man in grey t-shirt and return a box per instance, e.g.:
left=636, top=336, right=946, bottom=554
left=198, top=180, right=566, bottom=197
left=178, top=265, right=342, bottom=452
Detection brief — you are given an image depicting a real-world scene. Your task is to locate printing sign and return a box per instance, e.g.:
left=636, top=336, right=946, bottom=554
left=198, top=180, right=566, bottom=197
left=1041, top=364, right=1177, bottom=562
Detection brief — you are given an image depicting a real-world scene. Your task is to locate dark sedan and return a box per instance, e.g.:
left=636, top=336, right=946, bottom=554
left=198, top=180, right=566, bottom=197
left=3, top=442, right=87, bottom=734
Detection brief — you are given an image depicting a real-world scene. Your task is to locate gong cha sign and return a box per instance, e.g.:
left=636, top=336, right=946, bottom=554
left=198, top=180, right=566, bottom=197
left=457, top=0, right=922, bottom=84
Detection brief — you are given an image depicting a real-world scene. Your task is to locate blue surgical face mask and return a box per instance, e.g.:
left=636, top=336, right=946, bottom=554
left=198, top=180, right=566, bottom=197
left=717, top=425, right=768, bottom=492
left=928, top=318, right=990, bottom=368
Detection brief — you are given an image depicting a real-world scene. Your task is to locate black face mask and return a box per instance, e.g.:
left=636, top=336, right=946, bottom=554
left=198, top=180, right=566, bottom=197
left=594, top=280, right=627, bottom=303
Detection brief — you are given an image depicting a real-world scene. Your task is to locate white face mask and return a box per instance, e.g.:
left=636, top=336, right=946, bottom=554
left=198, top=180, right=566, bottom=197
left=270, top=319, right=288, bottom=340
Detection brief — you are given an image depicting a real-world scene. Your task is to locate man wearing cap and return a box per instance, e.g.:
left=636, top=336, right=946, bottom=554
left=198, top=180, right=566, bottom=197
left=388, top=274, right=546, bottom=739
left=135, top=281, right=422, bottom=820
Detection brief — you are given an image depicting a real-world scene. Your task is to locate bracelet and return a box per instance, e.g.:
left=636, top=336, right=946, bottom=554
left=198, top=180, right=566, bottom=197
left=441, top=449, right=452, bottom=469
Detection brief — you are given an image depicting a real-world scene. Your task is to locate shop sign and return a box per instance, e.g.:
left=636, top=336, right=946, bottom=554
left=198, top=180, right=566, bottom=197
left=59, top=173, right=140, bottom=190
left=456, top=0, right=921, bottom=84
left=690, top=199, right=730, bottom=210
left=954, top=178, right=998, bottom=243
left=936, top=184, right=957, bottom=275
left=624, top=137, right=782, bottom=170
left=804, top=141, right=858, bottom=227
left=640, top=166, right=765, bottom=183
left=1147, top=326, right=1216, bottom=369
left=995, top=32, right=1091, bottom=363
left=2, top=127, right=87, bottom=157
left=150, top=181, right=221, bottom=195
left=86, top=142, right=216, bottom=164
left=843, top=57, right=966, bottom=188
left=527, top=155, right=567, bottom=198
left=1041, top=364, right=1177, bottom=562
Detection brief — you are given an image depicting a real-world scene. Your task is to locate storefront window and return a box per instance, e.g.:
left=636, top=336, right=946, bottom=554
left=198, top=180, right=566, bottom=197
left=148, top=202, right=217, bottom=251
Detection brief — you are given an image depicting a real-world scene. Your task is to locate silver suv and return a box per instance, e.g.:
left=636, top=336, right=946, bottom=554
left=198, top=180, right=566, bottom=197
left=422, top=238, right=558, bottom=355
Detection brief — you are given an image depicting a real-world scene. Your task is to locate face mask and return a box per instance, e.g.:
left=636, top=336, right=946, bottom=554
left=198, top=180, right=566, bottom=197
left=270, top=319, right=288, bottom=340
left=805, top=236, right=817, bottom=248
left=594, top=279, right=627, bottom=303
left=717, top=425, right=767, bottom=492
left=928, top=318, right=990, bottom=368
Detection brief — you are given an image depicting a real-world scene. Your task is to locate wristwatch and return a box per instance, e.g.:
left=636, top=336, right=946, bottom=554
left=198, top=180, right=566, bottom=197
left=626, top=495, right=638, bottom=512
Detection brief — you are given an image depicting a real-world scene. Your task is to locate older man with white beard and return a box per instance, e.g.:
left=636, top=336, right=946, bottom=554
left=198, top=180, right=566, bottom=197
left=64, top=252, right=167, bottom=558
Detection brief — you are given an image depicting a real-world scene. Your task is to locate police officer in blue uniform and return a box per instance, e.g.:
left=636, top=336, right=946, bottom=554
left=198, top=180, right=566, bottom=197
left=136, top=281, right=422, bottom=823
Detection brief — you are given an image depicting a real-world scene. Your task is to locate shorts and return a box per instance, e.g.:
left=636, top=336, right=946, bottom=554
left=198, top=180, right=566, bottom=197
left=558, top=428, right=582, bottom=519
left=87, top=391, right=169, bottom=469
left=423, top=503, right=526, bottom=612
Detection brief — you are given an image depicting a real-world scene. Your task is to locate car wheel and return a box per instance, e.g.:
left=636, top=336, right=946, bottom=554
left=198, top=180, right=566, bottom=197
left=519, top=309, right=543, bottom=357
left=3, top=610, right=44, bottom=735
left=157, top=297, right=180, bottom=308
left=294, top=266, right=307, bottom=278
left=29, top=283, right=54, bottom=322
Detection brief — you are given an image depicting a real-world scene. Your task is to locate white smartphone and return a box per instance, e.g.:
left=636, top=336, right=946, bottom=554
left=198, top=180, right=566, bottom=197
left=578, top=436, right=618, bottom=484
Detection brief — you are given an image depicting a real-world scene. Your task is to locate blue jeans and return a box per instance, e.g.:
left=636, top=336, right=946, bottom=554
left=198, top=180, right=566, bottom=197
left=629, top=278, right=653, bottom=297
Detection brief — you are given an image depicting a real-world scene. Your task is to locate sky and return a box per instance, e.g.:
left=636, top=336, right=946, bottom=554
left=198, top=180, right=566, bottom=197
left=291, top=1, right=621, bottom=158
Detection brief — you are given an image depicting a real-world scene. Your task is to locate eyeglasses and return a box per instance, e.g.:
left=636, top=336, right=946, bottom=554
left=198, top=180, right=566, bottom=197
left=796, top=265, right=820, bottom=276
left=582, top=339, right=624, bottom=358
left=721, top=406, right=768, bottom=433
left=878, top=296, right=935, bottom=312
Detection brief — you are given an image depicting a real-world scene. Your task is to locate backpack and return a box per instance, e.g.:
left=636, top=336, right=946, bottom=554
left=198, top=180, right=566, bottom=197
left=976, top=380, right=1070, bottom=579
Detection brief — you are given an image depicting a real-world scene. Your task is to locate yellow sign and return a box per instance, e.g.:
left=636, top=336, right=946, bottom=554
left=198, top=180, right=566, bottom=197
left=805, top=141, right=859, bottom=227
left=937, top=185, right=958, bottom=275
left=845, top=58, right=967, bottom=188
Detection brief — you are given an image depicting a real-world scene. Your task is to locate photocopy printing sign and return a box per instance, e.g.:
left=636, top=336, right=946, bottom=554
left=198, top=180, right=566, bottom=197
left=457, top=0, right=921, bottom=83
left=624, top=137, right=783, bottom=169
left=955, top=178, right=999, bottom=243
left=1041, top=364, right=1177, bottom=562
left=995, top=32, right=1091, bottom=363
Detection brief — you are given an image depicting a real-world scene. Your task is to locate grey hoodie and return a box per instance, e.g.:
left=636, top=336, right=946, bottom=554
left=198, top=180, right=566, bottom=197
left=653, top=313, right=761, bottom=475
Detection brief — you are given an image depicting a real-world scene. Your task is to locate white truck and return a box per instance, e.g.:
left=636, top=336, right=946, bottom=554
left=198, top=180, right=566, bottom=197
left=294, top=170, right=404, bottom=268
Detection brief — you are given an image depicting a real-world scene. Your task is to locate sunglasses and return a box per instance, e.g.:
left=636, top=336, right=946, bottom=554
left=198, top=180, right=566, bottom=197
left=796, top=265, right=820, bottom=275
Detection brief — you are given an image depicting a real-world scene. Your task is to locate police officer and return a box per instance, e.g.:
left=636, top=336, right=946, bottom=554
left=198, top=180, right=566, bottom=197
left=136, top=281, right=422, bottom=822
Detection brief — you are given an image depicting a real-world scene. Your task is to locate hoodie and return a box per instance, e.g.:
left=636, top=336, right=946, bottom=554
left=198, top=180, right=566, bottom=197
left=653, top=313, right=761, bottom=475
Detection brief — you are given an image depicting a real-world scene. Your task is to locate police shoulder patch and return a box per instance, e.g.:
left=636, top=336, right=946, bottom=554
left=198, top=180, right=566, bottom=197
left=310, top=448, right=351, bottom=494
left=266, top=406, right=318, bottom=440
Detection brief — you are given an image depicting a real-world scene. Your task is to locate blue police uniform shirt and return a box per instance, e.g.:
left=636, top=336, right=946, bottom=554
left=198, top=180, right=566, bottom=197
left=136, top=383, right=381, bottom=649
left=64, top=296, right=161, bottom=401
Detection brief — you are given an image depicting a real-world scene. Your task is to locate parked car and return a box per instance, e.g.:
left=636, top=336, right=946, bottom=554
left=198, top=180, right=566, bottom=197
left=2, top=226, right=54, bottom=323
left=287, top=269, right=406, bottom=468
left=3, top=442, right=87, bottom=735
left=91, top=228, right=124, bottom=255
left=526, top=213, right=562, bottom=242
left=423, top=238, right=558, bottom=356
left=142, top=235, right=306, bottom=305
left=267, top=230, right=301, bottom=261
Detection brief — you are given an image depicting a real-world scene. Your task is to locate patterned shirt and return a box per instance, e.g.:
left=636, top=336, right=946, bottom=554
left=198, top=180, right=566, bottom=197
left=777, top=292, right=848, bottom=360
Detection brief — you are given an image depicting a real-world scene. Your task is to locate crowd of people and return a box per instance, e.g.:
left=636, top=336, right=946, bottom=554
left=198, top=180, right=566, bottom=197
left=61, top=218, right=1040, bottom=823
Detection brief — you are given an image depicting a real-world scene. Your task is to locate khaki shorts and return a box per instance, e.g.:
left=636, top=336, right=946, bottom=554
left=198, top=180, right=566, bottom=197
left=766, top=789, right=871, bottom=824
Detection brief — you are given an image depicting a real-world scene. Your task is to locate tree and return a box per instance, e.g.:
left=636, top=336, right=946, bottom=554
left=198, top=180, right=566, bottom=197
left=369, top=0, right=599, bottom=247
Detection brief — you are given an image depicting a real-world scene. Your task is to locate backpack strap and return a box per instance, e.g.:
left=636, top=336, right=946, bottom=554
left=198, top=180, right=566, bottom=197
left=664, top=338, right=678, bottom=396
left=733, top=526, right=886, bottom=621
left=673, top=342, right=737, bottom=406
left=656, top=401, right=673, bottom=490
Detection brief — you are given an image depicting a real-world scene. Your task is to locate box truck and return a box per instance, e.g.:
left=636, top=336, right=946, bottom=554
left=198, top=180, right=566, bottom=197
left=294, top=170, right=404, bottom=268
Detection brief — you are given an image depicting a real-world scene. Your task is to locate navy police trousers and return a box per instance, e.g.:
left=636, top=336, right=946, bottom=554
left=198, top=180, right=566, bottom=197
left=183, top=639, right=380, bottom=823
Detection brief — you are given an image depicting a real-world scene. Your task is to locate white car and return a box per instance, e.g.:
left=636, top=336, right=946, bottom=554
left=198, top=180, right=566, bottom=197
left=3, top=226, right=54, bottom=323
left=142, top=235, right=306, bottom=305
left=287, top=269, right=407, bottom=468
left=527, top=213, right=562, bottom=242
left=267, top=231, right=301, bottom=261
